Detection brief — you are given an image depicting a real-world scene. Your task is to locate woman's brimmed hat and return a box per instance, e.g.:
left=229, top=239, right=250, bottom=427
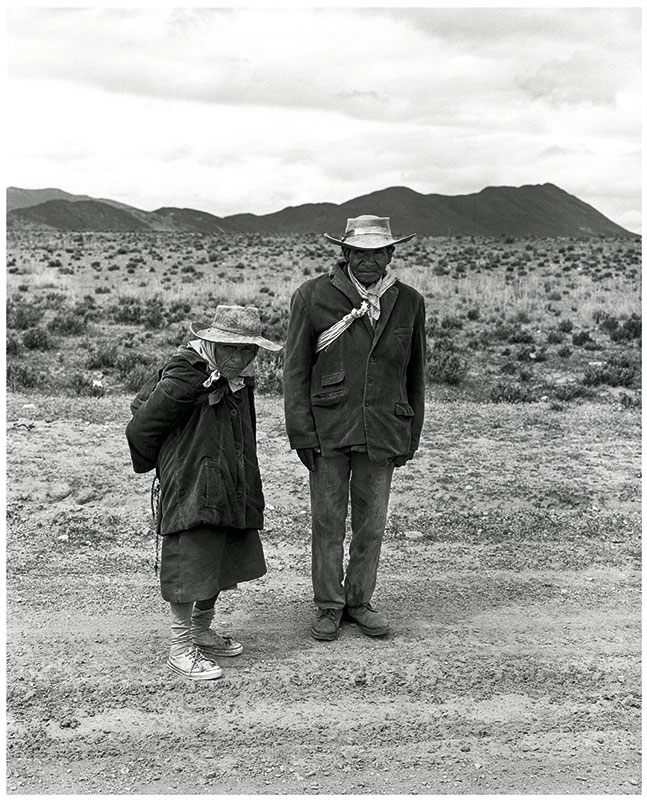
left=324, top=215, right=416, bottom=249
left=190, top=305, right=282, bottom=351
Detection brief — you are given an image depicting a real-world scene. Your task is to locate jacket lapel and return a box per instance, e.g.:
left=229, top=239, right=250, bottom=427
left=372, top=283, right=399, bottom=346
left=330, top=265, right=373, bottom=336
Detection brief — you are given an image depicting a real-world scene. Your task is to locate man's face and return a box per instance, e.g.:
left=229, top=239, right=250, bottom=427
left=214, top=344, right=258, bottom=379
left=345, top=246, right=393, bottom=286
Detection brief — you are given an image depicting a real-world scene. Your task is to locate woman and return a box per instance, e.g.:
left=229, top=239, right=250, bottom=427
left=126, top=305, right=281, bottom=680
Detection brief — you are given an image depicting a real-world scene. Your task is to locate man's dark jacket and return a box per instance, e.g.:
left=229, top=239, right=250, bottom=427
left=125, top=346, right=264, bottom=535
left=283, top=263, right=426, bottom=465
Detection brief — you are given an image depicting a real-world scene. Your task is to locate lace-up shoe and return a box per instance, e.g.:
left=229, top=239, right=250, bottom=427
left=311, top=607, right=343, bottom=640
left=167, top=646, right=223, bottom=680
left=343, top=603, right=389, bottom=636
left=193, top=629, right=243, bottom=658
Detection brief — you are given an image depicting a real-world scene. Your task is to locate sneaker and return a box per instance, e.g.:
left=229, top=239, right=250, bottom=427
left=193, top=629, right=243, bottom=658
left=311, top=607, right=343, bottom=641
left=167, top=646, right=223, bottom=680
left=343, top=603, right=389, bottom=636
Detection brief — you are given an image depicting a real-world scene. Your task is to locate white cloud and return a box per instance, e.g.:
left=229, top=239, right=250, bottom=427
left=5, top=6, right=642, bottom=232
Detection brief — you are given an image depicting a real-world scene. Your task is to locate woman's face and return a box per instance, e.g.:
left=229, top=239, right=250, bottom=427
left=214, top=343, right=258, bottom=379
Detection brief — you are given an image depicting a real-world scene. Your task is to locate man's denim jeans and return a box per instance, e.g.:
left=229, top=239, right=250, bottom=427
left=309, top=451, right=394, bottom=609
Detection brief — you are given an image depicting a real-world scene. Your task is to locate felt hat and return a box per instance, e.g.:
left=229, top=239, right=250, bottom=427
left=324, top=215, right=415, bottom=249
left=190, top=305, right=282, bottom=351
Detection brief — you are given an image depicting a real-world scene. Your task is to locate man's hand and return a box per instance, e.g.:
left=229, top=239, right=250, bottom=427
left=296, top=448, right=319, bottom=471
left=393, top=451, right=415, bottom=468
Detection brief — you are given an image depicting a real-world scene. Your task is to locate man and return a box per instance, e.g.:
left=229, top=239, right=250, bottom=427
left=283, top=215, right=426, bottom=641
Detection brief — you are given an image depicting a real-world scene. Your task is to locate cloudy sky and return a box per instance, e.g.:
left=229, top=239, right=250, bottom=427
left=6, top=4, right=642, bottom=232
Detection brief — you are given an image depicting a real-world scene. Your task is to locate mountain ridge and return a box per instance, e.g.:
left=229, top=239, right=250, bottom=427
left=6, top=184, right=637, bottom=238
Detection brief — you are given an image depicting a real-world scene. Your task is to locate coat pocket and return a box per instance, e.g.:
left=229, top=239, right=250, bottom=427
left=204, top=456, right=236, bottom=509
left=311, top=372, right=346, bottom=407
left=321, top=371, right=345, bottom=387
left=394, top=402, right=414, bottom=417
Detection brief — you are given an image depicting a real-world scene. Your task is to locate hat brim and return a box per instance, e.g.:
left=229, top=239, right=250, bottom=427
left=189, top=323, right=282, bottom=352
left=323, top=232, right=416, bottom=249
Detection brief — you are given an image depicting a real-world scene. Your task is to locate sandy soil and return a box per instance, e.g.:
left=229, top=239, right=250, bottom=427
left=4, top=393, right=642, bottom=795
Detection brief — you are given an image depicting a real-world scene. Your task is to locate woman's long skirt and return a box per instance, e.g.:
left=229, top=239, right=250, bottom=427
left=160, top=524, right=267, bottom=603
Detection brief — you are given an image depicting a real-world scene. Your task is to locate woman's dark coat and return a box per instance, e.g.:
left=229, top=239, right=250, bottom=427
left=283, top=263, right=426, bottom=465
left=125, top=346, right=264, bottom=535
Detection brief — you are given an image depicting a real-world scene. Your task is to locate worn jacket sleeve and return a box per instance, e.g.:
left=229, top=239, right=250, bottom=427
left=125, top=357, right=206, bottom=473
left=282, top=288, right=320, bottom=450
left=407, top=296, right=427, bottom=453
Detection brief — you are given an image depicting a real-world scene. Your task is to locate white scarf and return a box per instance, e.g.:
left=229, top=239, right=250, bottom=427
left=188, top=340, right=254, bottom=393
left=314, top=267, right=397, bottom=353
left=347, top=267, right=396, bottom=323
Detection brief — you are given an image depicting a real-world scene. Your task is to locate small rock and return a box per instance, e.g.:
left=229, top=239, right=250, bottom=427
left=77, top=490, right=96, bottom=505
left=353, top=670, right=367, bottom=687
left=460, top=744, right=471, bottom=752
left=57, top=534, right=69, bottom=542
left=404, top=530, right=424, bottom=540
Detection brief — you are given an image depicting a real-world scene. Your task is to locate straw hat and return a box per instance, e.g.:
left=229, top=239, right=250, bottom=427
left=190, top=305, right=282, bottom=351
left=324, top=215, right=415, bottom=249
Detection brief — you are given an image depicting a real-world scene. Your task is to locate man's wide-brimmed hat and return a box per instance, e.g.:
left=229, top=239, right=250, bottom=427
left=190, top=305, right=282, bottom=351
left=324, top=215, right=416, bottom=249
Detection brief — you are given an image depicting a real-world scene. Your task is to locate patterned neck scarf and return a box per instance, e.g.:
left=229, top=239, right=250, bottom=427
left=188, top=340, right=254, bottom=393
left=346, top=266, right=396, bottom=323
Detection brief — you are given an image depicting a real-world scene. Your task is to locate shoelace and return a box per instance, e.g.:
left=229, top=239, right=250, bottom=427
left=319, top=608, right=340, bottom=619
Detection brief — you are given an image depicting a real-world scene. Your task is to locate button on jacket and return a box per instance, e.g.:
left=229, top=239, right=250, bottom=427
left=283, top=264, right=426, bottom=465
left=125, top=346, right=264, bottom=535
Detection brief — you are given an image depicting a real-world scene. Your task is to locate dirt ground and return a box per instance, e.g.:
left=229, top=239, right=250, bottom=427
left=4, top=392, right=642, bottom=795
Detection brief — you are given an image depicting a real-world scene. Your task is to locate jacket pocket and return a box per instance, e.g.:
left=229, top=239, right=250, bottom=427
left=311, top=371, right=346, bottom=407
left=394, top=402, right=414, bottom=416
left=311, top=388, right=347, bottom=407
left=204, top=456, right=235, bottom=509
left=321, top=371, right=345, bottom=387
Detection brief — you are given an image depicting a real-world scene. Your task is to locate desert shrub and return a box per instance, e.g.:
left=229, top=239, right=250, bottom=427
left=609, top=313, right=641, bottom=342
left=85, top=341, right=119, bottom=370
left=546, top=330, right=564, bottom=344
left=489, top=381, right=535, bottom=404
left=558, top=319, right=573, bottom=333
left=440, top=315, right=463, bottom=330
left=143, top=296, right=166, bottom=329
left=426, top=341, right=468, bottom=385
left=260, top=306, right=290, bottom=342
left=516, top=346, right=547, bottom=363
left=618, top=391, right=641, bottom=409
left=255, top=351, right=284, bottom=395
left=115, top=350, right=157, bottom=379
left=165, top=299, right=192, bottom=324
left=552, top=382, right=595, bottom=402
left=67, top=371, right=106, bottom=397
left=6, top=298, right=41, bottom=330
left=22, top=325, right=55, bottom=350
left=6, top=363, right=39, bottom=390
left=110, top=296, right=144, bottom=324
left=121, top=364, right=154, bottom=393
left=466, top=307, right=480, bottom=321
left=557, top=346, right=572, bottom=358
left=572, top=330, right=593, bottom=346
left=508, top=327, right=535, bottom=344
left=48, top=308, right=89, bottom=335
left=582, top=355, right=638, bottom=388
left=6, top=333, right=22, bottom=356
